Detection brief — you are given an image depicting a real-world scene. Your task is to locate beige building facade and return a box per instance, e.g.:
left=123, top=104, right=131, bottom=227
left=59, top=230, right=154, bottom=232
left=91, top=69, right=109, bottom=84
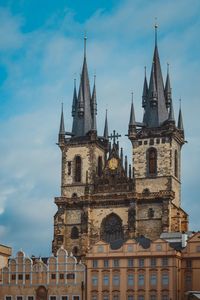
left=86, top=232, right=200, bottom=300
left=0, top=246, right=85, bottom=300
left=0, top=244, right=12, bottom=269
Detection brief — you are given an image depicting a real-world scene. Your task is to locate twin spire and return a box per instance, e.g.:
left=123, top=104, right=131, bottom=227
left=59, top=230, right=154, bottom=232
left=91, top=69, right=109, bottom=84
left=59, top=28, right=184, bottom=143
left=71, top=36, right=97, bottom=137
left=129, top=24, right=184, bottom=133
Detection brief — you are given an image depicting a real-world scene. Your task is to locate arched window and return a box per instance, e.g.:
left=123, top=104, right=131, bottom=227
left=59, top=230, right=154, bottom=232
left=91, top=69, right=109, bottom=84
left=97, top=156, right=103, bottom=177
left=74, top=156, right=82, bottom=182
left=101, top=213, right=123, bottom=243
left=147, top=148, right=157, bottom=176
left=174, top=150, right=178, bottom=178
left=71, top=226, right=79, bottom=239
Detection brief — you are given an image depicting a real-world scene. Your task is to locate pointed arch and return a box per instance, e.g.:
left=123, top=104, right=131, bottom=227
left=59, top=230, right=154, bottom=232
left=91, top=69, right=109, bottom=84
left=74, top=155, right=82, bottom=182
left=71, top=226, right=79, bottom=239
left=174, top=149, right=178, bottom=178
left=97, top=156, right=103, bottom=177
left=101, top=213, right=123, bottom=243
left=147, top=147, right=157, bottom=176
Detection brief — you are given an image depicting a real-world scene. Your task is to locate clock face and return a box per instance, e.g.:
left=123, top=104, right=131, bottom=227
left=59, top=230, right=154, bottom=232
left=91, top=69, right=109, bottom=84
left=108, top=158, right=118, bottom=170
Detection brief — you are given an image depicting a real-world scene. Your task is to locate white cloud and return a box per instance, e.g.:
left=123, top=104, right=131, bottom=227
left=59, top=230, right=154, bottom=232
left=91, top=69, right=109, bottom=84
left=0, top=8, right=24, bottom=51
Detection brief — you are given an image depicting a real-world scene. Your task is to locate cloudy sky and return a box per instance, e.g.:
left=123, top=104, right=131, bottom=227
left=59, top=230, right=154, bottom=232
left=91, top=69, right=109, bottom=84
left=0, top=0, right=199, bottom=257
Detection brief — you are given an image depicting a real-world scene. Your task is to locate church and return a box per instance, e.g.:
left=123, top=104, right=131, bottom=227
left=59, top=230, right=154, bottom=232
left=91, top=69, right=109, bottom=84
left=2, top=27, right=200, bottom=300
left=52, top=26, right=188, bottom=258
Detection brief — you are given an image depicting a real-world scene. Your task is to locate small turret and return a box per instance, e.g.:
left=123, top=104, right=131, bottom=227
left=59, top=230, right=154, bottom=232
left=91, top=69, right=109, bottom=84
left=149, top=62, right=158, bottom=107
left=91, top=75, right=97, bottom=131
left=178, top=101, right=184, bottom=132
left=142, top=66, right=148, bottom=108
left=164, top=63, right=172, bottom=109
left=59, top=103, right=65, bottom=143
left=168, top=98, right=175, bottom=124
left=103, top=110, right=109, bottom=140
left=128, top=93, right=137, bottom=140
left=72, top=79, right=77, bottom=117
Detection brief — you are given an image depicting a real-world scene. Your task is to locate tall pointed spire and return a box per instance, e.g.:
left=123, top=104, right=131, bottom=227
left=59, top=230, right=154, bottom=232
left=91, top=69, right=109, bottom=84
left=168, top=98, right=175, bottom=123
left=72, top=78, right=77, bottom=117
left=155, top=19, right=158, bottom=47
left=103, top=110, right=109, bottom=139
left=129, top=92, right=136, bottom=126
left=128, top=93, right=137, bottom=140
left=72, top=35, right=94, bottom=137
left=165, top=63, right=172, bottom=109
left=91, top=75, right=97, bottom=131
left=59, top=103, right=65, bottom=143
left=143, top=23, right=168, bottom=127
left=142, top=66, right=148, bottom=108
left=178, top=100, right=184, bottom=131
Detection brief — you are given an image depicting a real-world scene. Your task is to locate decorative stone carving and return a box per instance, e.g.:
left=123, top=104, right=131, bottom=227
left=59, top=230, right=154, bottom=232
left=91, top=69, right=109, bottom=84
left=128, top=207, right=136, bottom=230
left=81, top=210, right=88, bottom=233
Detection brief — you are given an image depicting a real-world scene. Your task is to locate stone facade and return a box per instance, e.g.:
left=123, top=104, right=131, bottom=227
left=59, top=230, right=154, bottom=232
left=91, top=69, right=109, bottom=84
left=51, top=33, right=188, bottom=258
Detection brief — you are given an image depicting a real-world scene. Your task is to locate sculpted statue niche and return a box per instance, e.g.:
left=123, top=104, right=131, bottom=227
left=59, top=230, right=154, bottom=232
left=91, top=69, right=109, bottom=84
left=81, top=209, right=88, bottom=233
left=128, top=206, right=136, bottom=230
left=101, top=213, right=123, bottom=243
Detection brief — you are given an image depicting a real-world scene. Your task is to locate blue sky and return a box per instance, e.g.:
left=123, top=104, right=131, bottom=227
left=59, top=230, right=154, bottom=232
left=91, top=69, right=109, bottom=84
left=0, top=0, right=200, bottom=257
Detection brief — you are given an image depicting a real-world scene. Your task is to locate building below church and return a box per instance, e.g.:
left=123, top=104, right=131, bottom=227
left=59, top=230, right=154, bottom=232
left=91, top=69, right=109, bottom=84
left=0, top=244, right=12, bottom=269
left=0, top=247, right=85, bottom=300
left=1, top=25, right=200, bottom=299
left=86, top=232, right=200, bottom=300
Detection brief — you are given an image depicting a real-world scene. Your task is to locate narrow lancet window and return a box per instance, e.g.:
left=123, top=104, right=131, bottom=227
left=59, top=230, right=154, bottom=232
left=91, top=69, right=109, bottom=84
left=97, top=156, right=103, bottom=177
left=175, top=150, right=178, bottom=178
left=74, top=156, right=82, bottom=182
left=147, top=148, right=157, bottom=176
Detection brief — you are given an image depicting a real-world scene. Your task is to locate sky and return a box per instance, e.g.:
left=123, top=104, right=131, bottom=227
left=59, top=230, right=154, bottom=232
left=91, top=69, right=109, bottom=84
left=0, top=0, right=200, bottom=257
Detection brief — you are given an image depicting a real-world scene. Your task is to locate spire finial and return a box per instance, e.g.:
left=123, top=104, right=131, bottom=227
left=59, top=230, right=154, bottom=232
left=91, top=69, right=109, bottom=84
left=84, top=31, right=87, bottom=57
left=131, top=91, right=133, bottom=104
left=179, top=98, right=182, bottom=109
left=144, top=66, right=147, bottom=77
left=94, top=72, right=96, bottom=85
left=167, top=62, right=170, bottom=74
left=154, top=17, right=158, bottom=46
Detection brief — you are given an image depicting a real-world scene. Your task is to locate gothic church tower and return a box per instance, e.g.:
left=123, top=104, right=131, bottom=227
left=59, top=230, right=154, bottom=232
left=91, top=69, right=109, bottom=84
left=52, top=31, right=188, bottom=258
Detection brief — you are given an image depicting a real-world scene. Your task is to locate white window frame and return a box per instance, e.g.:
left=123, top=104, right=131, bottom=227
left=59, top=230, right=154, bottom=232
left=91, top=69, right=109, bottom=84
left=26, top=296, right=35, bottom=300
left=49, top=296, right=57, bottom=300
left=16, top=297, right=24, bottom=300
left=5, top=296, right=13, bottom=300
left=72, top=296, right=80, bottom=300
left=61, top=296, right=69, bottom=300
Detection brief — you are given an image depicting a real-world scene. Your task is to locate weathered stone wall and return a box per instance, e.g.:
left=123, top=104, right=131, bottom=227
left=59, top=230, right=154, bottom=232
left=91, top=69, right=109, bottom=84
left=133, top=137, right=181, bottom=205
left=61, top=143, right=105, bottom=197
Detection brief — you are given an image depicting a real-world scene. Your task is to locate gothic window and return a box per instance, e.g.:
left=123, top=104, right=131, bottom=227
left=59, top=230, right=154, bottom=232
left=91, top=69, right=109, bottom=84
left=148, top=208, right=154, bottom=218
left=74, top=156, right=82, bottom=182
left=97, top=156, right=103, bottom=177
left=174, top=150, right=178, bottom=178
left=67, top=161, right=72, bottom=175
left=71, top=226, right=79, bottom=239
left=147, top=148, right=157, bottom=176
left=101, top=213, right=123, bottom=243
